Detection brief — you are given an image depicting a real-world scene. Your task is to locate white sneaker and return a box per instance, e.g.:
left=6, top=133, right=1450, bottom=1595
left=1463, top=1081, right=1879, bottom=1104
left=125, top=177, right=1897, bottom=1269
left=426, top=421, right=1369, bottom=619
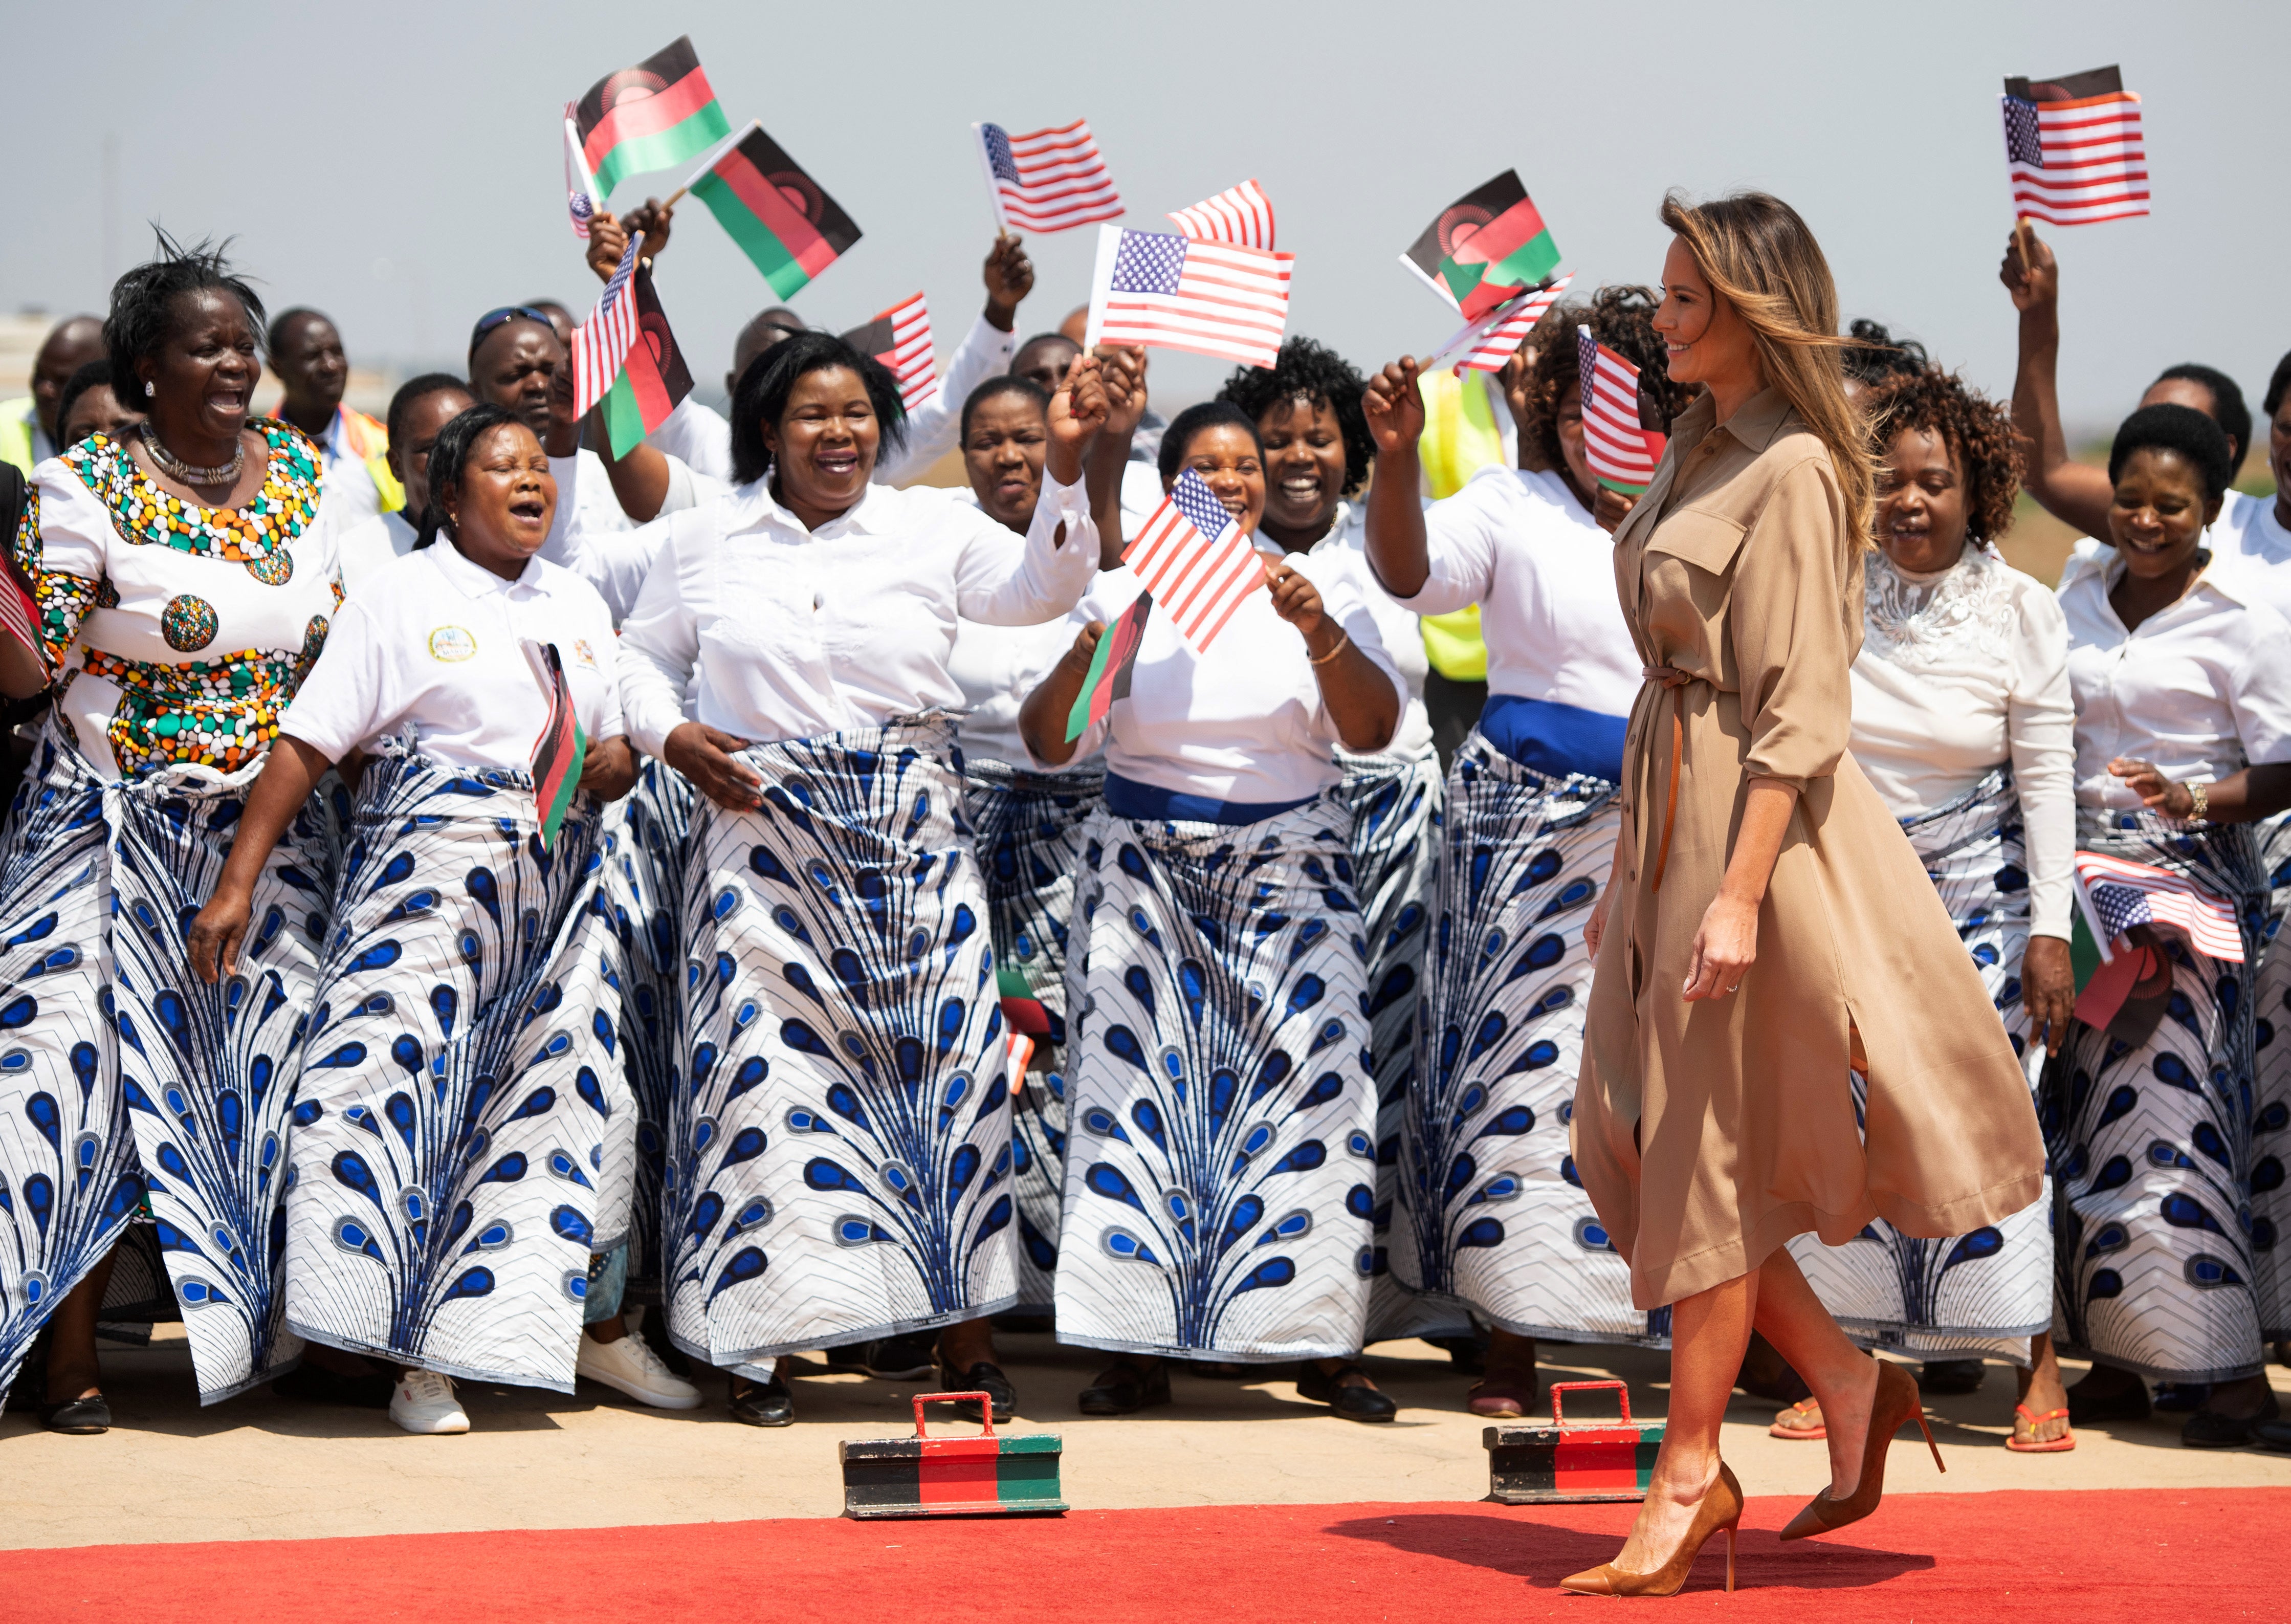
left=578, top=1331, right=703, bottom=1410
left=390, top=1369, right=470, bottom=1434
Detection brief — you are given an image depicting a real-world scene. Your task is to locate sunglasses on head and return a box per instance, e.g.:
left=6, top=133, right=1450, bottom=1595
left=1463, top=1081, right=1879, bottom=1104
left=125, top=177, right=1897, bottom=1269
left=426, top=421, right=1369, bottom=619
left=468, top=305, right=558, bottom=350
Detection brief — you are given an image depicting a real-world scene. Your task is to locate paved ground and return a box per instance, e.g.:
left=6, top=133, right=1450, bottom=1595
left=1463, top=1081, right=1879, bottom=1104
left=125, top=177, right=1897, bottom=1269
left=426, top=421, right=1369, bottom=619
left=4, top=1326, right=2286, bottom=1548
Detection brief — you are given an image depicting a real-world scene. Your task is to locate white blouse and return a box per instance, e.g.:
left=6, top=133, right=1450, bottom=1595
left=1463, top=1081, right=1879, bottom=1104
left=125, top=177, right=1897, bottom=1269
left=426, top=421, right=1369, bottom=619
left=618, top=475, right=1097, bottom=755
left=336, top=509, right=420, bottom=600
left=2058, top=548, right=2291, bottom=808
left=1850, top=544, right=2076, bottom=938
left=2203, top=487, right=2291, bottom=621
left=284, top=539, right=621, bottom=771
left=1315, top=501, right=1432, bottom=761
left=1047, top=543, right=1405, bottom=807
left=1381, top=464, right=1640, bottom=721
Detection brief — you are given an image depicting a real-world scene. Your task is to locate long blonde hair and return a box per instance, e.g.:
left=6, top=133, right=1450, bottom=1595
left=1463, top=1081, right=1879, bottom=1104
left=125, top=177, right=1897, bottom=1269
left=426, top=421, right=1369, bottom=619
left=1659, top=190, right=1873, bottom=551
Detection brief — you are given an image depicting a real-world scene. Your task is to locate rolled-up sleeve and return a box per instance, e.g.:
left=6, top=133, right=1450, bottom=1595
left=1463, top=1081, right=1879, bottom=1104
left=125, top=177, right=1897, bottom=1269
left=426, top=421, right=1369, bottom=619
left=617, top=518, right=703, bottom=759
left=1728, top=456, right=1853, bottom=791
left=953, top=473, right=1097, bottom=625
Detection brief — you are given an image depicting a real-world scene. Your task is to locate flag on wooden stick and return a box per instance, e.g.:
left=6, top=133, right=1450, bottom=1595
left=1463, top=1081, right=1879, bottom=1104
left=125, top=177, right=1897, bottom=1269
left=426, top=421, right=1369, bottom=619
left=688, top=121, right=862, bottom=299
left=841, top=293, right=938, bottom=413
left=1578, top=327, right=1666, bottom=494
left=1167, top=179, right=1275, bottom=250
left=2001, top=65, right=2149, bottom=227
left=572, top=36, right=731, bottom=196
left=1121, top=471, right=1266, bottom=652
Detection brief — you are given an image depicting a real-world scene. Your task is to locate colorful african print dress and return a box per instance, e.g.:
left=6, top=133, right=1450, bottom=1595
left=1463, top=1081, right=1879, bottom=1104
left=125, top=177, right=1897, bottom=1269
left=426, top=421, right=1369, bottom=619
left=1788, top=771, right=2054, bottom=1359
left=963, top=755, right=1100, bottom=1315
left=1392, top=734, right=1659, bottom=1345
left=2046, top=810, right=2272, bottom=1382
left=282, top=745, right=626, bottom=1391
left=663, top=718, right=1017, bottom=1377
left=0, top=423, right=341, bottom=1406
left=1055, top=795, right=1378, bottom=1360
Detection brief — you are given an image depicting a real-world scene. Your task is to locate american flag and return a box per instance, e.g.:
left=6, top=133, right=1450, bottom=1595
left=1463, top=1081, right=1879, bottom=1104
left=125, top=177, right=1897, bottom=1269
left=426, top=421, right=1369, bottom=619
left=1451, top=274, right=1573, bottom=375
left=1123, top=468, right=1268, bottom=653
left=1578, top=327, right=1665, bottom=492
left=1085, top=226, right=1294, bottom=369
left=2001, top=67, right=2149, bottom=227
left=1167, top=179, right=1276, bottom=251
left=975, top=119, right=1122, bottom=233
left=571, top=232, right=642, bottom=417
left=844, top=292, right=939, bottom=414
left=2074, top=850, right=2244, bottom=962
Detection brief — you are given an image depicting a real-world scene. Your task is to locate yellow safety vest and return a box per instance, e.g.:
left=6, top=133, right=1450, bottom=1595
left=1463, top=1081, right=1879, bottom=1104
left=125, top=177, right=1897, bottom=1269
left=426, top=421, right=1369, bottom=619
left=0, top=399, right=37, bottom=479
left=1415, top=371, right=1508, bottom=683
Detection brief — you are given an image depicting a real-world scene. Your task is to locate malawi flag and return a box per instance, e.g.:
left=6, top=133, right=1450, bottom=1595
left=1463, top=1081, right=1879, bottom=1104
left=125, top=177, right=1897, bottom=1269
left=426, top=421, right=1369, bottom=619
left=1065, top=592, right=1152, bottom=742
left=574, top=36, right=731, bottom=196
left=524, top=640, right=586, bottom=849
left=691, top=123, right=862, bottom=299
left=602, top=265, right=693, bottom=457
left=1402, top=171, right=1561, bottom=321
left=997, top=965, right=1052, bottom=1038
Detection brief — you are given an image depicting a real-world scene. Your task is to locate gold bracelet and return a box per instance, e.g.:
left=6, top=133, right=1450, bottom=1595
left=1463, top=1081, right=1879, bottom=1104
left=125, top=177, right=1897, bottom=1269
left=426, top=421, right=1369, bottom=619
left=2187, top=780, right=2209, bottom=822
left=1308, top=629, right=1351, bottom=667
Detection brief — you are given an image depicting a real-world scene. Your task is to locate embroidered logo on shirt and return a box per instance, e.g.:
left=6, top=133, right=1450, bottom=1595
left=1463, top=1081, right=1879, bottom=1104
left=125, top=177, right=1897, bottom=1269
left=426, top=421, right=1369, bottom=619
left=572, top=639, right=599, bottom=670
left=428, top=626, right=477, bottom=663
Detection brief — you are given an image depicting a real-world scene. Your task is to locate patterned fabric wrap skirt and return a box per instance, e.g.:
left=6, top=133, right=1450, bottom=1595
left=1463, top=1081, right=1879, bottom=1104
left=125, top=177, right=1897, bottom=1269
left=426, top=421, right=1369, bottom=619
left=0, top=721, right=338, bottom=1407
left=2045, top=808, right=2270, bottom=1382
left=1338, top=744, right=1471, bottom=1344
left=595, top=758, right=697, bottom=1304
left=665, top=718, right=1017, bottom=1377
left=963, top=757, right=1101, bottom=1315
left=1394, top=731, right=1661, bottom=1345
left=2245, top=810, right=2291, bottom=1341
left=1789, top=769, right=2052, bottom=1362
left=1055, top=793, right=1376, bottom=1360
left=283, top=750, right=627, bottom=1392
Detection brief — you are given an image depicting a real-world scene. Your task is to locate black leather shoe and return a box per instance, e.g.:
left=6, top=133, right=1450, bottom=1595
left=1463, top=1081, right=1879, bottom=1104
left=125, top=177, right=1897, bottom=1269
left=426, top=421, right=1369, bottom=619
left=729, top=1374, right=795, bottom=1427
left=1295, top=1360, right=1398, bottom=1422
left=40, top=1395, right=112, bottom=1434
left=273, top=1361, right=396, bottom=1410
left=1916, top=1357, right=1987, bottom=1395
left=938, top=1360, right=1017, bottom=1424
left=1078, top=1358, right=1171, bottom=1416
left=2066, top=1375, right=2151, bottom=1426
left=858, top=1333, right=938, bottom=1381
left=2253, top=1418, right=2291, bottom=1453
left=2183, top=1404, right=2278, bottom=1450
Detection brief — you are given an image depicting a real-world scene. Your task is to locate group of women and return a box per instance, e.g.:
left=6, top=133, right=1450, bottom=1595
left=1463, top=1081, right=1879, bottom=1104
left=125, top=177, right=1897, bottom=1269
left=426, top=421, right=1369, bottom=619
left=0, top=182, right=2285, bottom=1589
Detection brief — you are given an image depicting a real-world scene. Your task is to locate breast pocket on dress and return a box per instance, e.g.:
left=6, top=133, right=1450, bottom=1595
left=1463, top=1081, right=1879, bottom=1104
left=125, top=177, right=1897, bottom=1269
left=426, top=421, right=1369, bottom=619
left=1644, top=509, right=1748, bottom=628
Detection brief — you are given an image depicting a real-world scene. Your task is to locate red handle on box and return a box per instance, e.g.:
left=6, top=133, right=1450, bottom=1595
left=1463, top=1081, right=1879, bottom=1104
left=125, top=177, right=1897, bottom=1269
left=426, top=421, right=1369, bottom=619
left=912, top=1391, right=997, bottom=1438
left=1550, top=1379, right=1631, bottom=1427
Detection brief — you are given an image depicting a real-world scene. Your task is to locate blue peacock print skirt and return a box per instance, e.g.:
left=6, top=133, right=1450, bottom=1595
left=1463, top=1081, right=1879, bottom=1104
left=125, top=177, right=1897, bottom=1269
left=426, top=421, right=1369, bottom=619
left=664, top=718, right=1017, bottom=1378
left=1337, top=744, right=1471, bottom=1344
left=1394, top=732, right=1662, bottom=1346
left=0, top=720, right=340, bottom=1408
left=962, top=756, right=1101, bottom=1315
left=595, top=757, right=697, bottom=1304
left=1789, top=769, right=2052, bottom=1362
left=2045, top=808, right=2270, bottom=1382
left=1054, top=792, right=1376, bottom=1360
left=282, top=748, right=628, bottom=1392
left=2243, top=810, right=2290, bottom=1343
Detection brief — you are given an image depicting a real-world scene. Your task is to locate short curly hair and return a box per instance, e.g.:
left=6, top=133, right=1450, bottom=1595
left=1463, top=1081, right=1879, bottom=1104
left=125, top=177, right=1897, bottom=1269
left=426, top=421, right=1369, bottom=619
left=1860, top=369, right=2022, bottom=544
left=1216, top=336, right=1373, bottom=497
left=1841, top=318, right=1929, bottom=388
left=1519, top=286, right=1695, bottom=475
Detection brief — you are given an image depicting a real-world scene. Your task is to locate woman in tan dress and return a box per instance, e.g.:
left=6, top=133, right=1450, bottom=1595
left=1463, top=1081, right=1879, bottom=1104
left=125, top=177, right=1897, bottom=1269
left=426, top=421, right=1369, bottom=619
left=1561, top=193, right=2045, bottom=1596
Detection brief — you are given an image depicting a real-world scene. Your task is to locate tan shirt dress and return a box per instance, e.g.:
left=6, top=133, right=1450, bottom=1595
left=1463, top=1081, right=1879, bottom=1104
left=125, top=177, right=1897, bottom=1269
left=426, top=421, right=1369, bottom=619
left=1571, top=389, right=2045, bottom=1309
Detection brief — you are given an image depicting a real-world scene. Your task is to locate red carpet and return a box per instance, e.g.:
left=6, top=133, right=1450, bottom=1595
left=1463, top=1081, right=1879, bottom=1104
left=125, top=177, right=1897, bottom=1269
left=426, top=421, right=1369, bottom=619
left=4, top=1489, right=2279, bottom=1620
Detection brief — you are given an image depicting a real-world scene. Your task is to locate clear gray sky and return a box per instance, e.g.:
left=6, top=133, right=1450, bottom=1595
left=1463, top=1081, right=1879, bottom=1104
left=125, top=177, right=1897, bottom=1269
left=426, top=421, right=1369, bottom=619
left=8, top=0, right=2283, bottom=428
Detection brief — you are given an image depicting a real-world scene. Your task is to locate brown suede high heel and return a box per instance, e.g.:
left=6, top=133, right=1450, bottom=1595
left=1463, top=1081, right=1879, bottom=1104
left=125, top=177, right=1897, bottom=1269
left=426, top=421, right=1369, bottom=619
left=1559, top=1462, right=1744, bottom=1597
left=1779, top=1358, right=1943, bottom=1541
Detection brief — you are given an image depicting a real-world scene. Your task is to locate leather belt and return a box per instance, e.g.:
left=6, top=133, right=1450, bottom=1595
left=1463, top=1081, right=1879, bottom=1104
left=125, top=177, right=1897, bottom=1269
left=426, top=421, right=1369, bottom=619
left=1641, top=665, right=1700, bottom=893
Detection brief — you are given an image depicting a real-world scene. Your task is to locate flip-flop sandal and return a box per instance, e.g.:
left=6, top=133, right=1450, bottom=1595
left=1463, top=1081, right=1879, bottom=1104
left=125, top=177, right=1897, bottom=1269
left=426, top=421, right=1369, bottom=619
left=2007, top=1403, right=2076, bottom=1453
left=1769, top=1396, right=1826, bottom=1440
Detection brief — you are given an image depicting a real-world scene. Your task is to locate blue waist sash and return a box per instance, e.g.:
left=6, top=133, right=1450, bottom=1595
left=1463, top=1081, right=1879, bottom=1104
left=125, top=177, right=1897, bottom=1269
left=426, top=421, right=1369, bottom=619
left=1105, top=771, right=1315, bottom=827
left=1479, top=694, right=1628, bottom=783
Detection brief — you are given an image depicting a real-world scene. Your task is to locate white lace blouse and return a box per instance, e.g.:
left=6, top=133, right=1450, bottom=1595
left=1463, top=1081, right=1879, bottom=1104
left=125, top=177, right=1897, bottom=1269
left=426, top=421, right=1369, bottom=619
left=1849, top=543, right=2076, bottom=939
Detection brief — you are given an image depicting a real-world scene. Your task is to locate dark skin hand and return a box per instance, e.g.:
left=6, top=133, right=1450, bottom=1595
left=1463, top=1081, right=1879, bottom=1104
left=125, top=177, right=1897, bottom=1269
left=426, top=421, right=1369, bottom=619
left=1083, top=344, right=1149, bottom=567
left=269, top=310, right=348, bottom=441
left=585, top=201, right=674, bottom=280
left=2001, top=227, right=2236, bottom=538
left=671, top=357, right=1111, bottom=810
left=980, top=232, right=1033, bottom=332
left=188, top=422, right=634, bottom=980
left=1876, top=423, right=2075, bottom=1049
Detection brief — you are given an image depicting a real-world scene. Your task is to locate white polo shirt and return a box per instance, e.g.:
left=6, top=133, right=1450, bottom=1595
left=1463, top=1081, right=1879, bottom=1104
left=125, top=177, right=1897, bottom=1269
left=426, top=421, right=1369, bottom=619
left=2057, top=547, right=2291, bottom=808
left=283, top=538, right=623, bottom=771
